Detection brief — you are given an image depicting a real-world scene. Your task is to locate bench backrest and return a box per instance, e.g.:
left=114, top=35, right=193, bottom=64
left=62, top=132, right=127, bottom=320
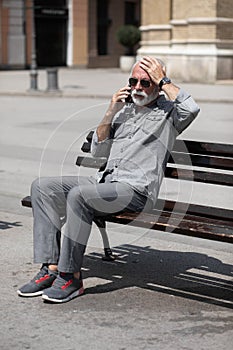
left=77, top=131, right=233, bottom=187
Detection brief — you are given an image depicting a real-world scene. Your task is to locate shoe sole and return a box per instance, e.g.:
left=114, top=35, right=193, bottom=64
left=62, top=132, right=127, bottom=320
left=42, top=287, right=84, bottom=303
left=17, top=289, right=44, bottom=297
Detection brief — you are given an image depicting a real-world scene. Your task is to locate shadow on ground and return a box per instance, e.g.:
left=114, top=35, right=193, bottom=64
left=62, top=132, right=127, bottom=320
left=82, top=244, right=233, bottom=309
left=0, top=220, right=22, bottom=230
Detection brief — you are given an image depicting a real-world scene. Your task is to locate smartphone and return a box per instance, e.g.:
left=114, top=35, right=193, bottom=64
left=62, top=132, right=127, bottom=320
left=125, top=85, right=132, bottom=103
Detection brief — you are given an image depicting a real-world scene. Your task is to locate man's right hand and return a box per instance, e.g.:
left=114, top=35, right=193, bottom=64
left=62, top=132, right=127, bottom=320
left=111, top=85, right=131, bottom=104
left=96, top=85, right=131, bottom=142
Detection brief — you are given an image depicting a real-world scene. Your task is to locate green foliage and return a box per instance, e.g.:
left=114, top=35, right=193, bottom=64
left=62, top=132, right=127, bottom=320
left=116, top=25, right=141, bottom=55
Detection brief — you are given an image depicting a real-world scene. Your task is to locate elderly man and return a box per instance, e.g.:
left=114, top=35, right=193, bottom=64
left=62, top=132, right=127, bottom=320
left=17, top=56, right=200, bottom=303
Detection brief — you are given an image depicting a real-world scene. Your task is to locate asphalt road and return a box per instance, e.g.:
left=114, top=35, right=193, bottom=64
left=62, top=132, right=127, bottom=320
left=0, top=94, right=233, bottom=350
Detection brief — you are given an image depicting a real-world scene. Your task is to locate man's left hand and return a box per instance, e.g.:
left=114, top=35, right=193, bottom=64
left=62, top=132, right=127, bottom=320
left=139, top=56, right=166, bottom=85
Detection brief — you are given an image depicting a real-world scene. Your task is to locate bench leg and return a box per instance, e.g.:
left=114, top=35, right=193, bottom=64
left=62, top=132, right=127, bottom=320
left=94, top=218, right=116, bottom=261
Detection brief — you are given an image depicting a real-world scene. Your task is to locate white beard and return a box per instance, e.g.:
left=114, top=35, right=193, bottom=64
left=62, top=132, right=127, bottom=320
left=131, top=89, right=158, bottom=106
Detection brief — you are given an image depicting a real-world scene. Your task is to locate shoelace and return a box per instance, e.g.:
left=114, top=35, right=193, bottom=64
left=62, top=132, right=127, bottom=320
left=53, top=274, right=74, bottom=288
left=31, top=266, right=48, bottom=282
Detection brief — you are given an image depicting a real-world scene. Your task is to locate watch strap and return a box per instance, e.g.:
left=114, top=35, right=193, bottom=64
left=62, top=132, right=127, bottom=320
left=159, top=77, right=171, bottom=89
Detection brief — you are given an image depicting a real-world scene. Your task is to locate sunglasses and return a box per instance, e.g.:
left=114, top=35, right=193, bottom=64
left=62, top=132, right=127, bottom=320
left=129, top=77, right=152, bottom=88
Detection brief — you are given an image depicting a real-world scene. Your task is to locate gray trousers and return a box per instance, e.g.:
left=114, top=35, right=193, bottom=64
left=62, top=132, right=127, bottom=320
left=31, top=176, right=151, bottom=273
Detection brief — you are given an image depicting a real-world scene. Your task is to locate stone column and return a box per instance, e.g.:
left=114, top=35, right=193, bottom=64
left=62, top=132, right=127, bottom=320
left=138, top=0, right=233, bottom=82
left=72, top=0, right=88, bottom=67
left=139, top=0, right=171, bottom=58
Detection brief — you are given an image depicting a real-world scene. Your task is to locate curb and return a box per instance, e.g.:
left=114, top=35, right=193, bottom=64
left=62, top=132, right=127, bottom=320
left=0, top=90, right=233, bottom=103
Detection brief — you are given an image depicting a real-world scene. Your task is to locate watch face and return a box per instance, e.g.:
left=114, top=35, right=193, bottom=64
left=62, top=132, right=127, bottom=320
left=159, top=77, right=171, bottom=88
left=163, top=77, right=171, bottom=84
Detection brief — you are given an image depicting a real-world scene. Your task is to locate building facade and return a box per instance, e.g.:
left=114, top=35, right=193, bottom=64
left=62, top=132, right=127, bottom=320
left=0, top=0, right=26, bottom=68
left=0, top=0, right=232, bottom=82
left=0, top=0, right=140, bottom=69
left=138, top=0, right=233, bottom=82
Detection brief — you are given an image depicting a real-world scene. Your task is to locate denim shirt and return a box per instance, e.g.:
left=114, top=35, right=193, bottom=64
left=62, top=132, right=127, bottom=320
left=91, top=89, right=200, bottom=206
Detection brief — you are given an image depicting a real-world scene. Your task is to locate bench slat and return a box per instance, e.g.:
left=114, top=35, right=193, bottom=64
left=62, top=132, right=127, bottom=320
left=81, top=144, right=233, bottom=171
left=21, top=196, right=32, bottom=208
left=81, top=142, right=92, bottom=153
left=76, top=156, right=106, bottom=169
left=82, top=137, right=233, bottom=158
left=169, top=152, right=233, bottom=171
left=174, top=139, right=233, bottom=157
left=151, top=208, right=233, bottom=228
left=81, top=139, right=233, bottom=160
left=165, top=167, right=233, bottom=186
left=86, top=131, right=94, bottom=143
left=21, top=196, right=233, bottom=243
left=105, top=211, right=233, bottom=243
left=155, top=199, right=233, bottom=222
left=76, top=156, right=233, bottom=186
left=22, top=195, right=233, bottom=224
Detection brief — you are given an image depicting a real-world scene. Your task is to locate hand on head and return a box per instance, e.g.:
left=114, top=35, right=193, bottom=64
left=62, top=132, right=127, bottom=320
left=110, top=57, right=166, bottom=109
left=139, top=56, right=166, bottom=85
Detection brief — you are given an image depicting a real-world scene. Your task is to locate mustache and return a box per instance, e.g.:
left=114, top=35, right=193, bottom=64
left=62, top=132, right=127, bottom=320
left=131, top=89, right=147, bottom=98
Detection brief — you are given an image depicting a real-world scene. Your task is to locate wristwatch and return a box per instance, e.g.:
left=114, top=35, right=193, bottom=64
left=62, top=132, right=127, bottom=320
left=159, top=76, right=171, bottom=89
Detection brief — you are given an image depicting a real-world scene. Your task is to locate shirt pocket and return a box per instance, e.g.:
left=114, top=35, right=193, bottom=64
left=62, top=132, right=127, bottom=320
left=142, top=112, right=166, bottom=135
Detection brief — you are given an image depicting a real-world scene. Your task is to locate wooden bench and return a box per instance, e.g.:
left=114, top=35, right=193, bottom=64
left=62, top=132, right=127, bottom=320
left=22, top=131, right=233, bottom=261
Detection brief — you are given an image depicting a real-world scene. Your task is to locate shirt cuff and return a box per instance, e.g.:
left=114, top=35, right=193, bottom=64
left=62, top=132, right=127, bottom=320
left=175, top=88, right=191, bottom=103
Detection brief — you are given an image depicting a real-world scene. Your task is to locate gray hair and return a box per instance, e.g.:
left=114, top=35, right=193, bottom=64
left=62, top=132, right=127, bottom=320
left=130, top=57, right=166, bottom=76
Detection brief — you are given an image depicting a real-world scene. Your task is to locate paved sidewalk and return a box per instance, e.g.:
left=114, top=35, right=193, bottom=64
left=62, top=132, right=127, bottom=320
left=1, top=209, right=233, bottom=350
left=1, top=67, right=233, bottom=350
left=0, top=67, right=233, bottom=102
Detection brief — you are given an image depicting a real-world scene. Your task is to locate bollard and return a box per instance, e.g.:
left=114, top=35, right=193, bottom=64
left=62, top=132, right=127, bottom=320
left=46, top=68, right=60, bottom=92
left=29, top=69, right=38, bottom=91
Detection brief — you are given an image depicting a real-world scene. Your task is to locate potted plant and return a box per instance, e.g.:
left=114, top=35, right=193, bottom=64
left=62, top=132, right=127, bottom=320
left=116, top=25, right=141, bottom=72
